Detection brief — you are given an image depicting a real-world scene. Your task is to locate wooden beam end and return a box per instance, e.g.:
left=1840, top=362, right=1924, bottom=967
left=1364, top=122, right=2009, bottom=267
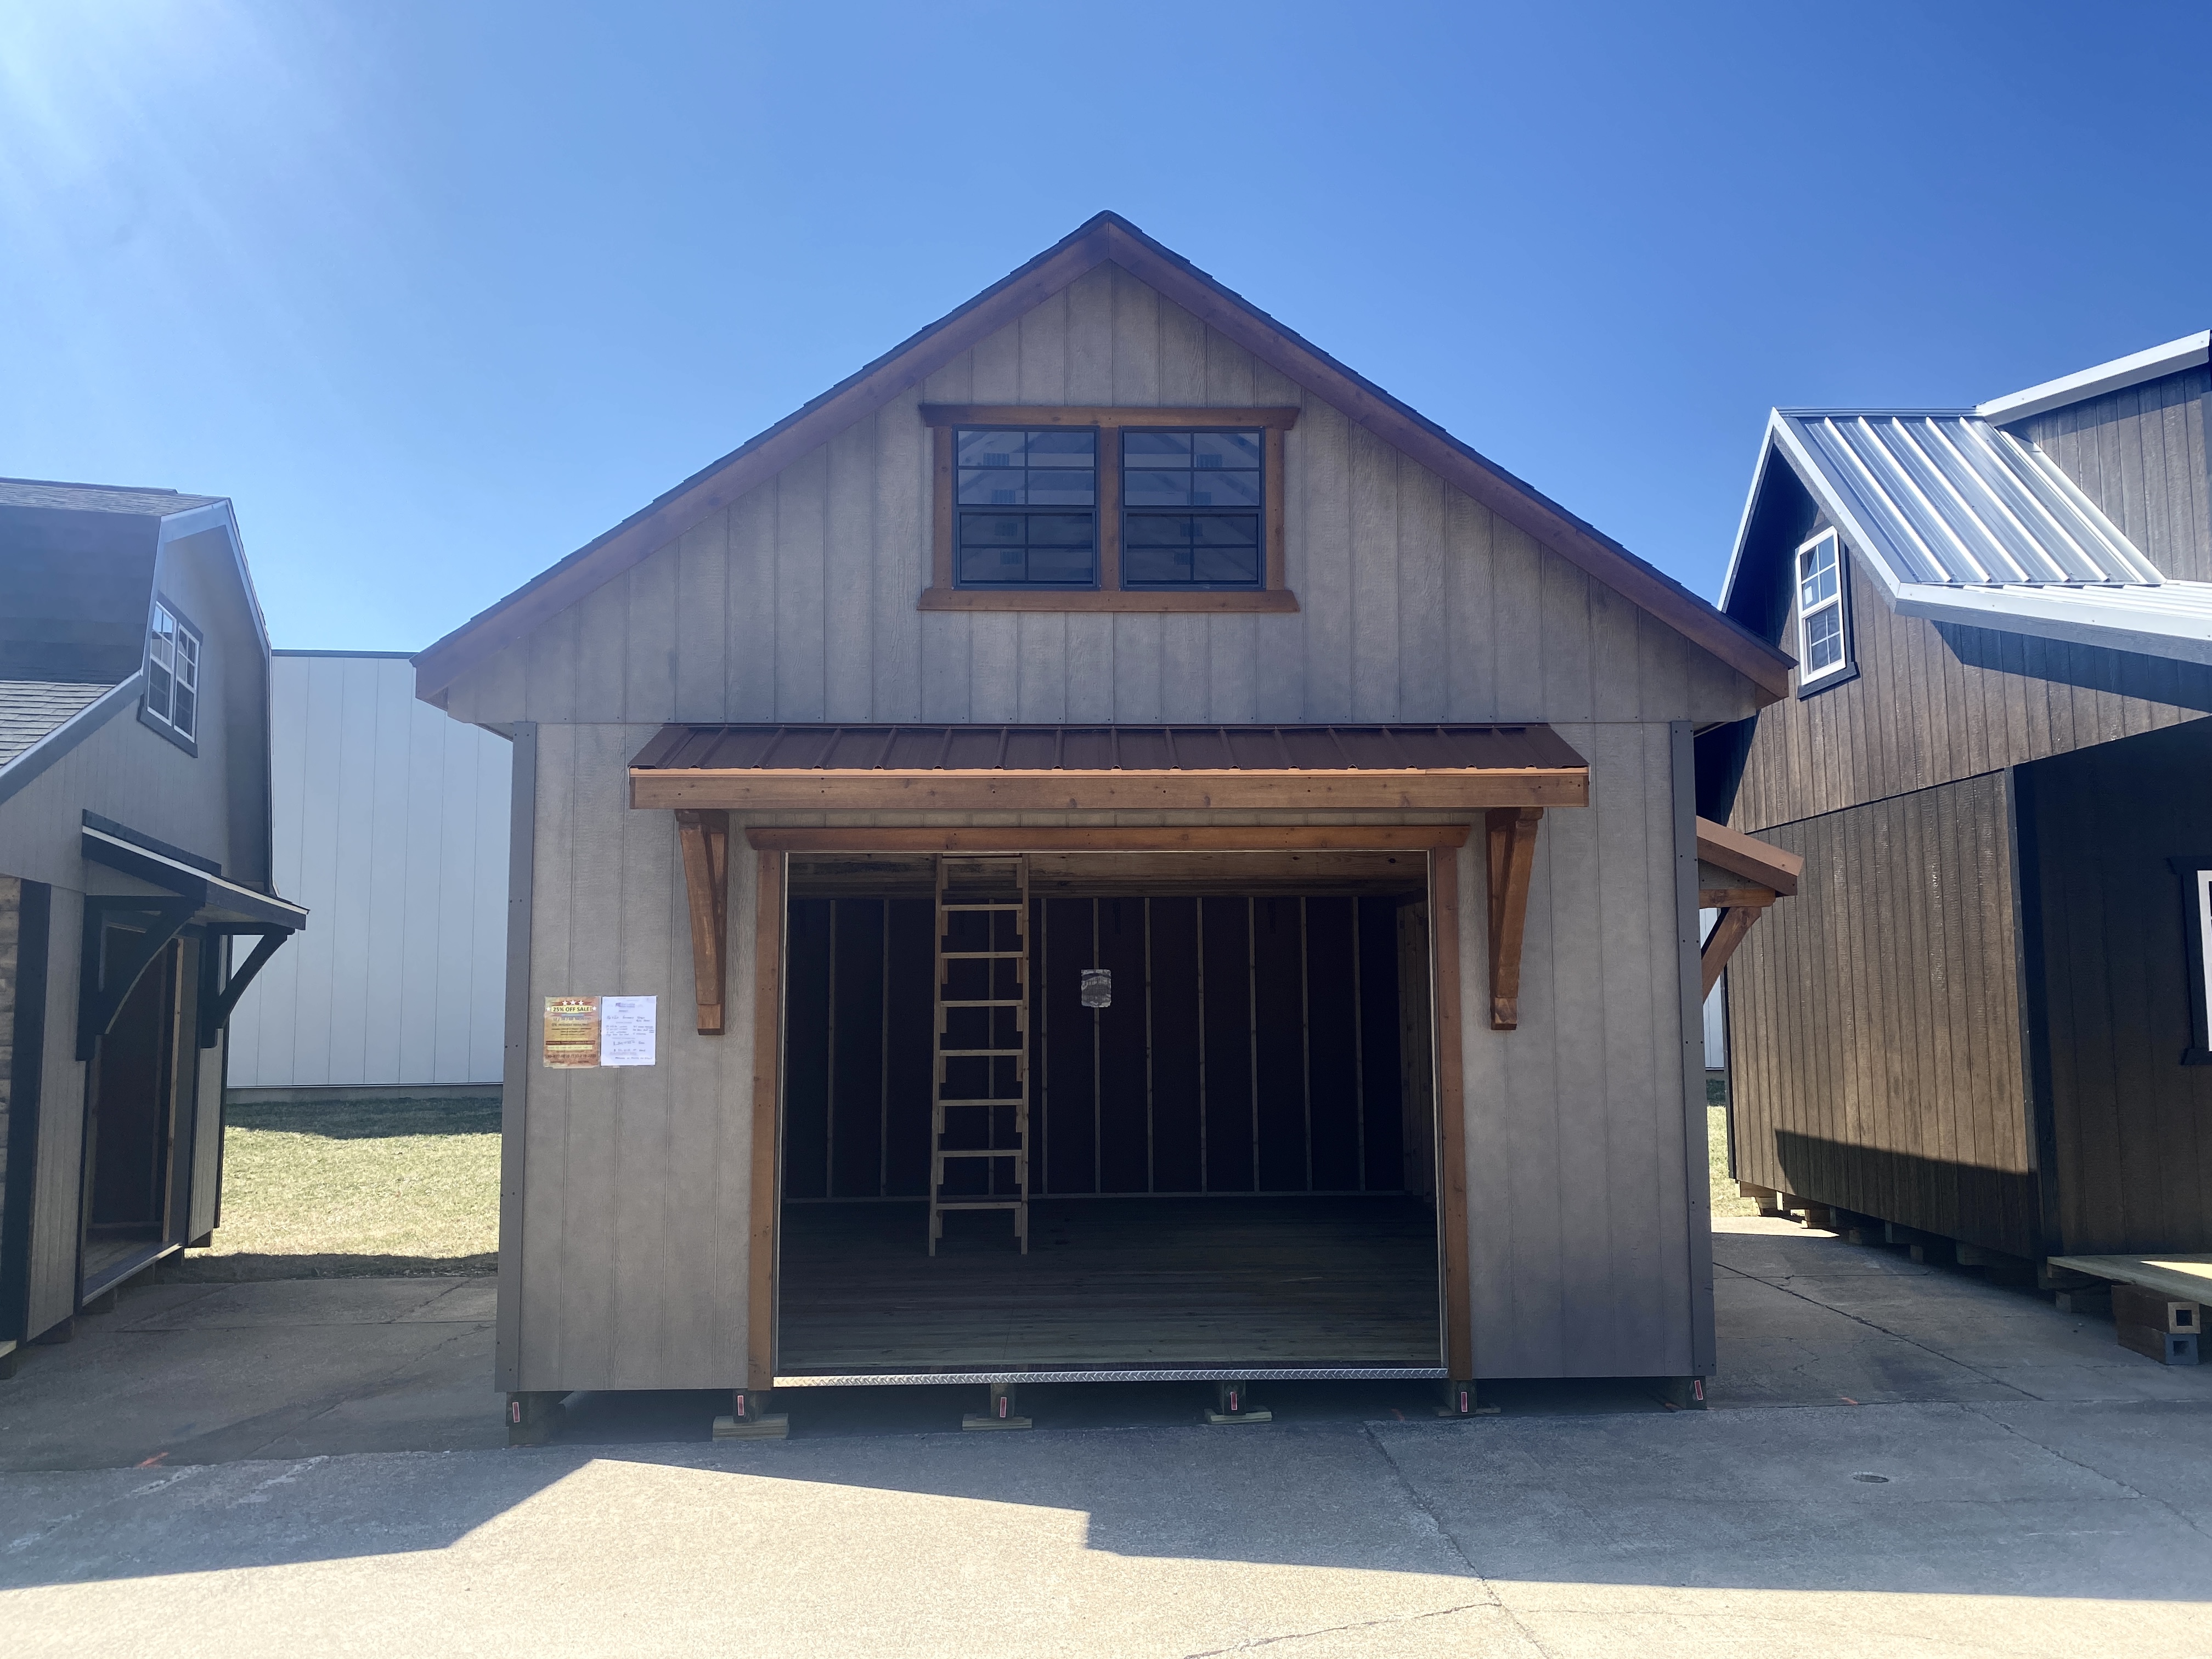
left=1489, top=1000, right=1519, bottom=1031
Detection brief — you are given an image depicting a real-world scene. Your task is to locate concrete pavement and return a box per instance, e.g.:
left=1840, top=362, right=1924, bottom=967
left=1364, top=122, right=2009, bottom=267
left=2, top=1219, right=2208, bottom=1655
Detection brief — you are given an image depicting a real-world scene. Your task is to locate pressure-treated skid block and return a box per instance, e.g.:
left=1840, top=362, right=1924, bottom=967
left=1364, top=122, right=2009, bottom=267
left=506, top=1391, right=567, bottom=1447
left=2113, top=1283, right=2203, bottom=1336
left=1202, top=1380, right=1272, bottom=1425
left=1654, top=1376, right=1708, bottom=1410
left=963, top=1380, right=1032, bottom=1431
left=714, top=1389, right=790, bottom=1440
left=1436, top=1379, right=1499, bottom=1418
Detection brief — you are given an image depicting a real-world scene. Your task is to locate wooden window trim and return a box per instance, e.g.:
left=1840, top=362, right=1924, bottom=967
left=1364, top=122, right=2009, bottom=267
left=919, top=405, right=1300, bottom=613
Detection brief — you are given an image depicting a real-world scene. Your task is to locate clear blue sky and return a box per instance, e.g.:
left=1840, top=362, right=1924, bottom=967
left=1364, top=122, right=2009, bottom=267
left=5, top=2, right=2207, bottom=651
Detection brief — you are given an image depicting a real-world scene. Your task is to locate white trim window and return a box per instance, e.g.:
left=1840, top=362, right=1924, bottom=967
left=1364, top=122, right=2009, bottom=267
left=1795, top=529, right=1849, bottom=687
left=145, top=600, right=202, bottom=741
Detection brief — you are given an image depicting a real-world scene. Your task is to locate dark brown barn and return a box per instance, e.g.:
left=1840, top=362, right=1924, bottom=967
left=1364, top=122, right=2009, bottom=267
left=1703, top=330, right=2212, bottom=1265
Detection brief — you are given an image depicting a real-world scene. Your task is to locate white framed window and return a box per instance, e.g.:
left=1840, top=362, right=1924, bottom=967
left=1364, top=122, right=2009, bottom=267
left=1795, top=529, right=1850, bottom=689
left=144, top=599, right=202, bottom=742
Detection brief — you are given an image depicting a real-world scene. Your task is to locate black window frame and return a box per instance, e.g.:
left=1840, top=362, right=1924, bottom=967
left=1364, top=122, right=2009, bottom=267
left=949, top=425, right=1102, bottom=591
left=1118, top=425, right=1267, bottom=592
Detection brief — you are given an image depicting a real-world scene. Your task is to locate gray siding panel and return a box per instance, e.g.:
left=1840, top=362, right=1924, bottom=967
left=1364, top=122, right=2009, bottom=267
left=26, top=887, right=81, bottom=1337
left=440, top=266, right=1764, bottom=732
left=1726, top=772, right=2035, bottom=1255
left=1464, top=721, right=1700, bottom=1379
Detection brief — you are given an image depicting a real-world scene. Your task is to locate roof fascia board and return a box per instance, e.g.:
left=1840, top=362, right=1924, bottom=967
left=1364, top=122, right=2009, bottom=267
left=0, top=673, right=146, bottom=811
left=413, top=213, right=1793, bottom=704
left=1090, top=221, right=1792, bottom=699
left=1977, top=330, right=2211, bottom=426
left=1718, top=413, right=1790, bottom=612
left=1892, top=583, right=2212, bottom=665
left=159, top=499, right=273, bottom=658
left=411, top=223, right=1120, bottom=702
left=80, top=825, right=309, bottom=928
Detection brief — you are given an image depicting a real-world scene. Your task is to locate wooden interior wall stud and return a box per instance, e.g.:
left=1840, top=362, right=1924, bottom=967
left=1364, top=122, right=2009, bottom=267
left=675, top=808, right=731, bottom=1034
left=1484, top=806, right=1543, bottom=1030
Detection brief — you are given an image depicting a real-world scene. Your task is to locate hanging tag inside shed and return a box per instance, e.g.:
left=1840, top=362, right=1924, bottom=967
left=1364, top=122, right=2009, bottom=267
left=1080, top=968, right=1112, bottom=1009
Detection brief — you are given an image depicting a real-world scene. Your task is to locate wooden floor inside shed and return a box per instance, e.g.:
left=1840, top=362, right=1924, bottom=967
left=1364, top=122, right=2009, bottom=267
left=776, top=1196, right=1441, bottom=1375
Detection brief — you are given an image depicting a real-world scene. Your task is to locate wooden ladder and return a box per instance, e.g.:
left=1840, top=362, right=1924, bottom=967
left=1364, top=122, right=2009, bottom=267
left=929, top=854, right=1030, bottom=1255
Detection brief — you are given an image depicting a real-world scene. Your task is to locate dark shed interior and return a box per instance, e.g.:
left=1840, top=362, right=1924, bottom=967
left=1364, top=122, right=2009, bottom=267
left=774, top=851, right=1444, bottom=1378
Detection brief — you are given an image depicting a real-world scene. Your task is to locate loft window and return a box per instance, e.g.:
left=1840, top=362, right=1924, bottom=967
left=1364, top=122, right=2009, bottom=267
left=953, top=427, right=1097, bottom=587
left=144, top=600, right=201, bottom=742
left=1795, top=529, right=1849, bottom=689
left=1121, top=428, right=1264, bottom=588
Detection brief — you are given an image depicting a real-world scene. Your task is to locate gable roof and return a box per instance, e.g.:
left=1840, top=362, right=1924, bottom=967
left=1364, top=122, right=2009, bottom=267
left=1725, top=406, right=2212, bottom=665
left=1977, top=330, right=2210, bottom=426
left=412, top=212, right=1793, bottom=704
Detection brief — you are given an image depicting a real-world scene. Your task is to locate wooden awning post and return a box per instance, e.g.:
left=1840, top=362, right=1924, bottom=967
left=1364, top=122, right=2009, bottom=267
left=1485, top=806, right=1543, bottom=1030
left=675, top=808, right=731, bottom=1034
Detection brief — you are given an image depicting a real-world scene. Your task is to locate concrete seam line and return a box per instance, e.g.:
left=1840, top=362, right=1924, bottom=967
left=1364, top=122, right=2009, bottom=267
left=1963, top=1402, right=2212, bottom=1545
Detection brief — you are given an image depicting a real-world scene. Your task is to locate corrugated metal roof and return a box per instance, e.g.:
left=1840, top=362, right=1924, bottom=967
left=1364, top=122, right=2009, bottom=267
left=0, top=679, right=116, bottom=766
left=1776, top=413, right=2159, bottom=587
left=631, top=723, right=1588, bottom=774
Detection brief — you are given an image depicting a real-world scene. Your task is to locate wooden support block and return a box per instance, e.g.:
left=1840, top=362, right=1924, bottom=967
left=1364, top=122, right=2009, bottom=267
left=2056, top=1287, right=2112, bottom=1317
left=1883, top=1222, right=1937, bottom=1247
left=506, top=1390, right=568, bottom=1447
left=1737, top=1182, right=1778, bottom=1207
left=1654, top=1376, right=1708, bottom=1410
left=1798, top=1204, right=1834, bottom=1231
left=1203, top=1379, right=1273, bottom=1425
left=82, top=1288, right=118, bottom=1316
left=1436, top=1379, right=1499, bottom=1418
left=2113, top=1283, right=2203, bottom=1336
left=1909, top=1240, right=1955, bottom=1267
left=1484, top=806, right=1543, bottom=1029
left=675, top=808, right=731, bottom=1034
left=2038, top=1263, right=2100, bottom=1293
left=714, top=1387, right=790, bottom=1440
left=1843, top=1225, right=1884, bottom=1247
left=2118, top=1323, right=2200, bottom=1366
left=963, top=1380, right=1032, bottom=1431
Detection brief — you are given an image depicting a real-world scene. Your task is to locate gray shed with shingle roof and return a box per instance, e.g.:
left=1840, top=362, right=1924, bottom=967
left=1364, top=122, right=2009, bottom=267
left=1, top=479, right=305, bottom=1365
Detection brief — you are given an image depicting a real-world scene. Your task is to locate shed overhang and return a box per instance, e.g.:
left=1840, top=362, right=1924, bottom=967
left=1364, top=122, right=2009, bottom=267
left=627, top=723, right=1591, bottom=814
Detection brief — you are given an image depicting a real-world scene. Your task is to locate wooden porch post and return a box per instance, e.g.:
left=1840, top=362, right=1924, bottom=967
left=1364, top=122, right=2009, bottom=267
left=748, top=849, right=783, bottom=1390
left=1430, top=846, right=1474, bottom=1383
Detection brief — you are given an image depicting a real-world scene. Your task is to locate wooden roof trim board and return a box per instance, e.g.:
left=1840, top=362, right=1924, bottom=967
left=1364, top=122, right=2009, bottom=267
left=630, top=721, right=1590, bottom=813
left=1695, top=815, right=1802, bottom=896
left=411, top=213, right=1795, bottom=705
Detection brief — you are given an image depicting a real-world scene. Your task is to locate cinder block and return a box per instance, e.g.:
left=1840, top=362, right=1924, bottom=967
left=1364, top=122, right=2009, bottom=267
left=2118, top=1323, right=2199, bottom=1366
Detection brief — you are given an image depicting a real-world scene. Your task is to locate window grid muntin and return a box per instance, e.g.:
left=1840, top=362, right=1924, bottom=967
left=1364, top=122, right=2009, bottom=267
left=1120, top=427, right=1266, bottom=590
left=1796, top=530, right=1848, bottom=683
left=145, top=600, right=202, bottom=739
left=953, top=426, right=1099, bottom=588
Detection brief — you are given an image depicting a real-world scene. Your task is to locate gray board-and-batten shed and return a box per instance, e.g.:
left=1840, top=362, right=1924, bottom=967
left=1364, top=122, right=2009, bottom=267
left=1, top=479, right=306, bottom=1369
left=1705, top=329, right=2212, bottom=1262
left=413, top=212, right=1798, bottom=1418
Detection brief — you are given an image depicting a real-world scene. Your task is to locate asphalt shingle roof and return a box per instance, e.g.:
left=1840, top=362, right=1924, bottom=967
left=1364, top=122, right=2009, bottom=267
left=0, top=679, right=118, bottom=767
left=0, top=478, right=223, bottom=517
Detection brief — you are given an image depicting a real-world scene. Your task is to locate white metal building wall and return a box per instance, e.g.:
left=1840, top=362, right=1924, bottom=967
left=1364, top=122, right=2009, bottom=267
left=227, top=652, right=510, bottom=1088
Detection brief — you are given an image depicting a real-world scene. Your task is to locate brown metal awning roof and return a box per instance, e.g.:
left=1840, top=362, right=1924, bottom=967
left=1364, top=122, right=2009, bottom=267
left=629, top=723, right=1588, bottom=812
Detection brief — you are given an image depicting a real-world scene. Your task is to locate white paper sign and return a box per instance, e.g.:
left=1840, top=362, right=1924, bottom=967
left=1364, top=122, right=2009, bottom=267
left=599, top=995, right=658, bottom=1067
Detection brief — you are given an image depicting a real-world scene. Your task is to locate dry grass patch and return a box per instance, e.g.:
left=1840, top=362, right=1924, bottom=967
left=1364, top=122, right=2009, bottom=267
left=173, top=1098, right=499, bottom=1281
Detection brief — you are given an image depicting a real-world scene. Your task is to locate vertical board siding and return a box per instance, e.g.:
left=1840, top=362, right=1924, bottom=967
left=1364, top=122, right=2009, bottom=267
left=515, top=724, right=753, bottom=1390
left=228, top=656, right=512, bottom=1088
left=1731, top=550, right=2212, bottom=834
left=1726, top=772, right=2036, bottom=1255
left=439, top=263, right=1762, bottom=732
left=2021, top=719, right=2212, bottom=1253
left=2017, top=368, right=2211, bottom=583
left=1462, top=721, right=1699, bottom=1379
left=454, top=258, right=1769, bottom=1391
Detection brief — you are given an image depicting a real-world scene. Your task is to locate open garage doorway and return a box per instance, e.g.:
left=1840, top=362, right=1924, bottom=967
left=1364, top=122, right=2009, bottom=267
left=771, top=850, right=1445, bottom=1383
